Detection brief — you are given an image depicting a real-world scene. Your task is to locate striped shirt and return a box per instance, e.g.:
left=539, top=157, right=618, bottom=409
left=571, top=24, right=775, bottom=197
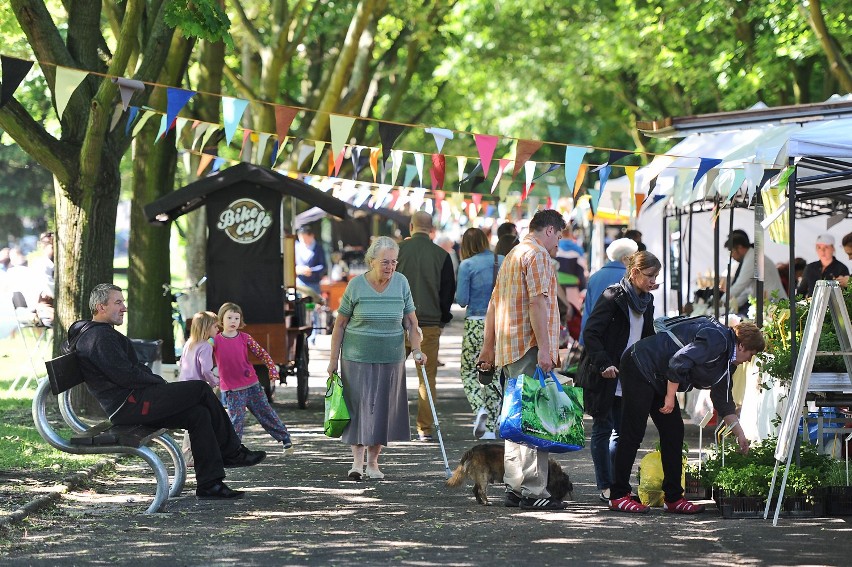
left=338, top=272, right=416, bottom=364
left=493, top=234, right=559, bottom=367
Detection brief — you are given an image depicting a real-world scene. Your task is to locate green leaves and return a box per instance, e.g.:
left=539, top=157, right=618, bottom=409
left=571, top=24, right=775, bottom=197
left=164, top=0, right=234, bottom=50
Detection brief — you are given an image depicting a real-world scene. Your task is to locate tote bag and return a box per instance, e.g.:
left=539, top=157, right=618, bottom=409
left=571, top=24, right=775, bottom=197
left=324, top=372, right=350, bottom=437
left=498, top=367, right=585, bottom=453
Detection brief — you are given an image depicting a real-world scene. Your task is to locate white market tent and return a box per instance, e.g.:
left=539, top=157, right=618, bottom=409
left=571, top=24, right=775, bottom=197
left=598, top=97, right=852, bottom=317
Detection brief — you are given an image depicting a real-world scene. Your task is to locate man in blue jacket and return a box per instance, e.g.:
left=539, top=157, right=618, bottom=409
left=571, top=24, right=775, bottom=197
left=608, top=317, right=765, bottom=514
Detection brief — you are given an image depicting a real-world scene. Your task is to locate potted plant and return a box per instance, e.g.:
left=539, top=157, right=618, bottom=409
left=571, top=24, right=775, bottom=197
left=700, top=436, right=833, bottom=518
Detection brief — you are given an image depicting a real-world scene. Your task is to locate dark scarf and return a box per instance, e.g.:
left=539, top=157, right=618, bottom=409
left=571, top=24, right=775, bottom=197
left=620, top=276, right=652, bottom=314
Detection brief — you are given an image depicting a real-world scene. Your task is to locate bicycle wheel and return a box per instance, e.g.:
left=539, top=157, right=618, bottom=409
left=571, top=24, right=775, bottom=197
left=296, top=334, right=310, bottom=409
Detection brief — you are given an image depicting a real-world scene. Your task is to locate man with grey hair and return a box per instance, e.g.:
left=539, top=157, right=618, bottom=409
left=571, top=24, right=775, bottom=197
left=397, top=211, right=456, bottom=442
left=67, top=283, right=267, bottom=500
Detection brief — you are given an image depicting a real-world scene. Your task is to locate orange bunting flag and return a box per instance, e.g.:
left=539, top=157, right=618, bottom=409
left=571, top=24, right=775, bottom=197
left=369, top=148, right=381, bottom=182
left=196, top=153, right=215, bottom=176
left=573, top=164, right=588, bottom=198
left=275, top=106, right=299, bottom=144
left=634, top=193, right=646, bottom=217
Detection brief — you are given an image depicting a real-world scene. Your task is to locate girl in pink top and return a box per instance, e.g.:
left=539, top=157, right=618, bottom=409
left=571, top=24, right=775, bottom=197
left=214, top=302, right=293, bottom=452
left=178, top=311, right=220, bottom=465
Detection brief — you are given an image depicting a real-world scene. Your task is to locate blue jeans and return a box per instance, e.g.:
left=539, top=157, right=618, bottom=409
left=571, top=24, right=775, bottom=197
left=590, top=395, right=622, bottom=491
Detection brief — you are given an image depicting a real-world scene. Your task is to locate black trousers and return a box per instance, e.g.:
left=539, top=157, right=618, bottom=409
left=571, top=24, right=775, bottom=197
left=610, top=351, right=685, bottom=503
left=111, top=381, right=242, bottom=487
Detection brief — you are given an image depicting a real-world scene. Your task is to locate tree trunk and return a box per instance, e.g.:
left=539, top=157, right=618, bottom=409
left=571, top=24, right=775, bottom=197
left=128, top=124, right=178, bottom=361
left=806, top=0, right=852, bottom=94
left=127, top=34, right=195, bottom=364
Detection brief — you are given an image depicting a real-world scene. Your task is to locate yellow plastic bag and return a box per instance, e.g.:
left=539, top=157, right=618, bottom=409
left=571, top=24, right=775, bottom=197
left=637, top=451, right=686, bottom=507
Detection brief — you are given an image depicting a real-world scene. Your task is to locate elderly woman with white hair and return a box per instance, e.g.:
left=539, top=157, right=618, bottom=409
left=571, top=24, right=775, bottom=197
left=327, top=236, right=425, bottom=481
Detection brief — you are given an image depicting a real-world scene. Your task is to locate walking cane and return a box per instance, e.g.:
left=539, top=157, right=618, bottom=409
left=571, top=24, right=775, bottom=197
left=415, top=354, right=452, bottom=479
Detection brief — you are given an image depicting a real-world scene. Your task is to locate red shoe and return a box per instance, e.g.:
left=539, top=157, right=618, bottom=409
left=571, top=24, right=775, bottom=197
left=609, top=494, right=650, bottom=514
left=663, top=497, right=705, bottom=514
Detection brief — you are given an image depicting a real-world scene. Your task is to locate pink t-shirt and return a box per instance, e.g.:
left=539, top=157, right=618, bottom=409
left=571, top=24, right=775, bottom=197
left=214, top=332, right=259, bottom=391
left=179, top=340, right=218, bottom=387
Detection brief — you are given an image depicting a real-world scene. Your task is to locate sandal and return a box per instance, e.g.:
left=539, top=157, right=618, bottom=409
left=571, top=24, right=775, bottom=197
left=347, top=468, right=363, bottom=481
left=365, top=466, right=385, bottom=480
left=609, top=494, right=650, bottom=514
left=663, top=497, right=705, bottom=514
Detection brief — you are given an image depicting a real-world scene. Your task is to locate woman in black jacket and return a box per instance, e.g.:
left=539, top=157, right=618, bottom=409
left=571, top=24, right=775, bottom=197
left=581, top=251, right=660, bottom=503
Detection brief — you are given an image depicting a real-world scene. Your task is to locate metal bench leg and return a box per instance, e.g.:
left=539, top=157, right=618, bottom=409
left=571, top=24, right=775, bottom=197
left=152, top=433, right=186, bottom=498
left=132, top=446, right=171, bottom=513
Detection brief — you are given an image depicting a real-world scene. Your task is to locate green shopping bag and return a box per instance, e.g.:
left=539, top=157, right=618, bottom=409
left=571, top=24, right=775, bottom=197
left=324, top=372, right=351, bottom=437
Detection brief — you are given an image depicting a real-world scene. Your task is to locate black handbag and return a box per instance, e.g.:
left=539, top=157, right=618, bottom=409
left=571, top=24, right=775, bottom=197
left=573, top=353, right=600, bottom=391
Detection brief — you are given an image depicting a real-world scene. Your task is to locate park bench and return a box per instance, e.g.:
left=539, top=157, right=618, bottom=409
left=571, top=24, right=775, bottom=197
left=32, top=352, right=186, bottom=513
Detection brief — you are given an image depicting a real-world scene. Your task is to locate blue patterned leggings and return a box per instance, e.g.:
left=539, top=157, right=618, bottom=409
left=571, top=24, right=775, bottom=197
left=224, top=383, right=290, bottom=442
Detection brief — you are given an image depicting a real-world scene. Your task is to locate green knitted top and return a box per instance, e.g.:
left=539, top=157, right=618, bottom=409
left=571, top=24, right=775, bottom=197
left=338, top=272, right=416, bottom=364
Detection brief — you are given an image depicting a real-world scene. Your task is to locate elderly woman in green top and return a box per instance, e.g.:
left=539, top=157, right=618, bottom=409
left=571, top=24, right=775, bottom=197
left=327, top=236, right=425, bottom=481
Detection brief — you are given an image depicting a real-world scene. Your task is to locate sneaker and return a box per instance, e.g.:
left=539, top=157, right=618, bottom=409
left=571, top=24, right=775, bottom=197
left=663, top=497, right=705, bottom=514
left=504, top=491, right=522, bottom=508
left=281, top=434, right=295, bottom=455
left=417, top=433, right=435, bottom=442
left=520, top=496, right=568, bottom=511
left=598, top=488, right=610, bottom=502
left=609, top=493, right=650, bottom=514
left=479, top=431, right=496, bottom=440
left=473, top=407, right=489, bottom=439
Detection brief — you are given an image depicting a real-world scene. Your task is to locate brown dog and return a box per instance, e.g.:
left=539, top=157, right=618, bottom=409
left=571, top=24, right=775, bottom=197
left=446, top=443, right=574, bottom=506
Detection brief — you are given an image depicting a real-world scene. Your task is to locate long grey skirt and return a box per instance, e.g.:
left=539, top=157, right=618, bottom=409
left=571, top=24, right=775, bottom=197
left=340, top=359, right=411, bottom=446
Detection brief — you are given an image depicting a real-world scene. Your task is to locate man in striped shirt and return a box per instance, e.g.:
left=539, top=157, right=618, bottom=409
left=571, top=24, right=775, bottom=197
left=480, top=209, right=567, bottom=510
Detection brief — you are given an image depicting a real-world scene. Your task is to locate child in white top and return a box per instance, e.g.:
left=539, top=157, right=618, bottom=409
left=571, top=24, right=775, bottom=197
left=178, top=311, right=220, bottom=465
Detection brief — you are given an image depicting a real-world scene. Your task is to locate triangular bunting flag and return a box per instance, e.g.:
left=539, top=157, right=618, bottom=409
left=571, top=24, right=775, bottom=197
left=311, top=141, right=326, bottom=172
left=256, top=133, right=271, bottom=165
left=274, top=106, right=299, bottom=143
left=369, top=148, right=381, bottom=182
left=54, top=66, right=89, bottom=120
left=379, top=123, right=406, bottom=165
left=431, top=154, right=446, bottom=191
left=625, top=166, right=638, bottom=217
left=154, top=114, right=168, bottom=141
left=475, top=134, right=500, bottom=177
left=413, top=153, right=424, bottom=187
left=390, top=149, right=403, bottom=186
left=425, top=127, right=454, bottom=153
left=211, top=157, right=225, bottom=173
left=330, top=114, right=356, bottom=170
left=222, top=97, right=250, bottom=145
left=524, top=161, right=537, bottom=194
left=565, top=146, right=592, bottom=193
left=296, top=141, right=314, bottom=170
left=490, top=159, right=512, bottom=194
left=573, top=164, right=588, bottom=198
left=200, top=125, right=219, bottom=151
left=692, top=157, right=723, bottom=189
left=0, top=56, right=34, bottom=109
left=513, top=139, right=543, bottom=178
left=124, top=106, right=139, bottom=135
left=457, top=156, right=468, bottom=187
left=239, top=129, right=252, bottom=160
left=403, top=164, right=418, bottom=188
left=165, top=87, right=195, bottom=134
left=110, top=77, right=145, bottom=111
left=196, top=152, right=215, bottom=176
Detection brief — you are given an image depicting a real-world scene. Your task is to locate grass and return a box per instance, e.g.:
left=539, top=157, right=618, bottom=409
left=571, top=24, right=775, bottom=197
left=0, top=341, right=104, bottom=472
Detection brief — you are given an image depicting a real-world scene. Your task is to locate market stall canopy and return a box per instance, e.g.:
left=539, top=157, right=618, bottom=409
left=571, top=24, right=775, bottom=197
left=144, top=163, right=350, bottom=224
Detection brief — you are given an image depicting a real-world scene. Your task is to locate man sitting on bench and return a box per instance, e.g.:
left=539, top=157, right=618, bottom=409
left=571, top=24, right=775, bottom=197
left=68, top=283, right=266, bottom=500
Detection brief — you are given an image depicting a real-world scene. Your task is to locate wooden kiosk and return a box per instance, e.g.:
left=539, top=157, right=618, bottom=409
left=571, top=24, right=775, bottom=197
left=145, top=163, right=349, bottom=407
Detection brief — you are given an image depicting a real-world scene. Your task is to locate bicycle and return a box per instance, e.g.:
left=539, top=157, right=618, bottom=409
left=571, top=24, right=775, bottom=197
left=162, top=276, right=207, bottom=359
